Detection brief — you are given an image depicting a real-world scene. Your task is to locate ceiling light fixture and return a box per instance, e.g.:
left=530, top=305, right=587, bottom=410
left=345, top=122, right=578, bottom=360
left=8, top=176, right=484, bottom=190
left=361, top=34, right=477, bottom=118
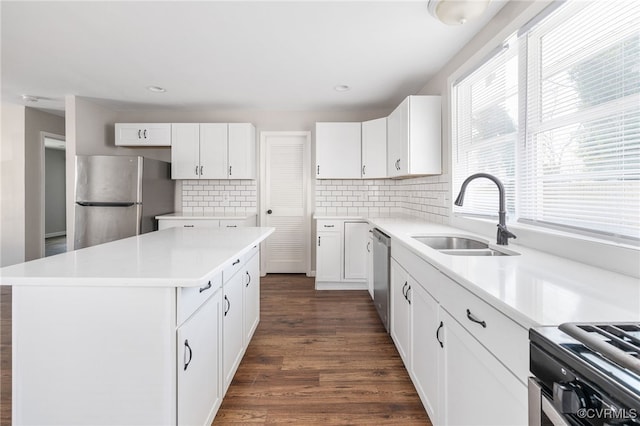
left=147, top=86, right=166, bottom=93
left=334, top=85, right=351, bottom=92
left=21, top=94, right=39, bottom=102
left=427, top=0, right=491, bottom=25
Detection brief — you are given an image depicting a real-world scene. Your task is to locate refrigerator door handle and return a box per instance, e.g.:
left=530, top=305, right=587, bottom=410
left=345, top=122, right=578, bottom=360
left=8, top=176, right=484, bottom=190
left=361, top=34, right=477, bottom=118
left=76, top=201, right=136, bottom=207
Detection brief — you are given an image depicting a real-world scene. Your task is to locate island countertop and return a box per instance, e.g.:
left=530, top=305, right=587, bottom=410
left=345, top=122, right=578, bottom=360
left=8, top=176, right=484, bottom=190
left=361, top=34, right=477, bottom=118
left=0, top=226, right=274, bottom=287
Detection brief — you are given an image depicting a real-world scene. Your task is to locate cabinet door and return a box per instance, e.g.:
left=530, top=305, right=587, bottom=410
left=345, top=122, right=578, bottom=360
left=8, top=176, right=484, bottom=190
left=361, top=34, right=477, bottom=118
left=315, top=122, right=362, bottom=178
left=387, top=98, right=409, bottom=177
left=171, top=123, right=201, bottom=179
left=367, top=234, right=374, bottom=299
left=343, top=221, right=369, bottom=281
left=243, top=252, right=260, bottom=344
left=361, top=117, right=387, bottom=178
left=228, top=123, right=256, bottom=179
left=177, top=291, right=222, bottom=426
left=439, top=309, right=527, bottom=426
left=200, top=123, right=228, bottom=179
left=315, top=231, right=342, bottom=282
left=411, top=283, right=440, bottom=422
left=222, top=271, right=245, bottom=392
left=115, top=123, right=171, bottom=146
left=390, top=259, right=411, bottom=367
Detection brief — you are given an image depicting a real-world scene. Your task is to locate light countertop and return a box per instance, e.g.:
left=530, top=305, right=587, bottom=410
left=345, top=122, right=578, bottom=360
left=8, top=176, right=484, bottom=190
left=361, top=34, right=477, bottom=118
left=156, top=212, right=257, bottom=220
left=0, top=227, right=274, bottom=287
left=367, top=217, right=639, bottom=328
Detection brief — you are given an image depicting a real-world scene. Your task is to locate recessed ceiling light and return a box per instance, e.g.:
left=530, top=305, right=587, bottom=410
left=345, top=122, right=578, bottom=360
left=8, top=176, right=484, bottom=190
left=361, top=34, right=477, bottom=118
left=147, top=86, right=166, bottom=93
left=21, top=94, right=39, bottom=102
left=334, top=85, right=351, bottom=92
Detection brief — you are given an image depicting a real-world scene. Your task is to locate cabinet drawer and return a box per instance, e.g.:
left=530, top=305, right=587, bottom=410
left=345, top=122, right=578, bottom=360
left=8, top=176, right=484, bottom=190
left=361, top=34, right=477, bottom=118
left=177, top=273, right=222, bottom=326
left=243, top=244, right=259, bottom=263
left=439, top=277, right=529, bottom=384
left=158, top=219, right=220, bottom=230
left=316, top=219, right=343, bottom=230
left=223, top=255, right=244, bottom=283
left=220, top=219, right=247, bottom=229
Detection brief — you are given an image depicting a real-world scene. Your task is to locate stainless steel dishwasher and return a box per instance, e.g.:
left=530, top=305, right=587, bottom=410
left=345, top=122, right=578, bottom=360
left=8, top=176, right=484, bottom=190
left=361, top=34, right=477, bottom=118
left=372, top=228, right=391, bottom=333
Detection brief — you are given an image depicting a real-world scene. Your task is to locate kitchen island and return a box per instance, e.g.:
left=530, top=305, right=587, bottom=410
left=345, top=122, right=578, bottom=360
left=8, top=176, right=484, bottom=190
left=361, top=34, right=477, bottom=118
left=0, top=226, right=274, bottom=425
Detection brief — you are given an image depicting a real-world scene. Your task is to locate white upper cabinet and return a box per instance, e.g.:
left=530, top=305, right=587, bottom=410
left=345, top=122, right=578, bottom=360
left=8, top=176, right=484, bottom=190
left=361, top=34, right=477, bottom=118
left=171, top=123, right=201, bottom=179
left=200, top=123, right=228, bottom=179
left=387, top=95, right=441, bottom=177
left=228, top=123, right=256, bottom=179
left=172, top=123, right=256, bottom=180
left=315, top=122, right=362, bottom=179
left=115, top=123, right=171, bottom=146
left=361, top=117, right=387, bottom=179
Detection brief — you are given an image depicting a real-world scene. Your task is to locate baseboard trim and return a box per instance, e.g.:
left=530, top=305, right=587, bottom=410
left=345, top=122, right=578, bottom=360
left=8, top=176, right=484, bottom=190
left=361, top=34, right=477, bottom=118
left=45, top=231, right=66, bottom=238
left=315, top=281, right=367, bottom=291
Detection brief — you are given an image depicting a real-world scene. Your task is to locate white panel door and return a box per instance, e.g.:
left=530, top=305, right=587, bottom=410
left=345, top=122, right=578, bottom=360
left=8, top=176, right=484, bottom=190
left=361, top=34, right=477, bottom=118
left=228, top=123, right=256, bottom=179
left=200, top=123, right=228, bottom=179
left=439, top=309, right=528, bottom=426
left=343, top=221, right=369, bottom=280
left=171, top=123, right=200, bottom=179
left=315, top=122, right=361, bottom=178
left=177, top=291, right=222, bottom=426
left=361, top=117, right=387, bottom=178
left=262, top=132, right=310, bottom=273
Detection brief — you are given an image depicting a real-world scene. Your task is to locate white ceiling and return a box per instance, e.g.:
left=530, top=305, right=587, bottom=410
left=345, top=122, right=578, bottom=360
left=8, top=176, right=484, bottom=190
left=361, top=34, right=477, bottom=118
left=1, top=1, right=507, bottom=113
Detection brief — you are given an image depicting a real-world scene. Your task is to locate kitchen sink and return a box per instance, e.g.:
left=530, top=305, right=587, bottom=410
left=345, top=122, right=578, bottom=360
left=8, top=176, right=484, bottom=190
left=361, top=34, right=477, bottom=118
left=412, top=235, right=489, bottom=250
left=411, top=235, right=519, bottom=256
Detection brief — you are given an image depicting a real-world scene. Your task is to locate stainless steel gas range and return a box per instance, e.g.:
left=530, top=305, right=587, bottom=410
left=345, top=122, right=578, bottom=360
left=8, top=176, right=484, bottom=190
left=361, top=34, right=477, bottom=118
left=529, top=323, right=640, bottom=425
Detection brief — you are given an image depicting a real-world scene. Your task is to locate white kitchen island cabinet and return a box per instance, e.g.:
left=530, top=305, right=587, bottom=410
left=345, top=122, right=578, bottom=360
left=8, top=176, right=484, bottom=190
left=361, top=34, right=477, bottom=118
left=1, top=226, right=274, bottom=426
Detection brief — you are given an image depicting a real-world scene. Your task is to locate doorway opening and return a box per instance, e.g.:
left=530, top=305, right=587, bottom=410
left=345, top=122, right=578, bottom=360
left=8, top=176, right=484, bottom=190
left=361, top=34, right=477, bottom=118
left=42, top=133, right=66, bottom=257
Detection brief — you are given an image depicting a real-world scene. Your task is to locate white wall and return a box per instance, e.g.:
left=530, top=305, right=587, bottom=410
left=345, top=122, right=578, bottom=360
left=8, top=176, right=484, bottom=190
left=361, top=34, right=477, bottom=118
left=0, top=103, right=26, bottom=267
left=24, top=107, right=65, bottom=260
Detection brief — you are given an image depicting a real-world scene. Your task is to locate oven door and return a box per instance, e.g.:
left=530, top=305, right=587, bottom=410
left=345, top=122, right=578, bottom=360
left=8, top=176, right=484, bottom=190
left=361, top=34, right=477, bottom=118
left=529, top=377, right=572, bottom=426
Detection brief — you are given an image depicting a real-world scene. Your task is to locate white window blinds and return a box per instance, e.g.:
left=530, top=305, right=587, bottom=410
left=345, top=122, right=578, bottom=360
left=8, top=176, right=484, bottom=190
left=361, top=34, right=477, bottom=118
left=452, top=36, right=518, bottom=218
left=452, top=0, right=640, bottom=243
left=520, top=1, right=640, bottom=240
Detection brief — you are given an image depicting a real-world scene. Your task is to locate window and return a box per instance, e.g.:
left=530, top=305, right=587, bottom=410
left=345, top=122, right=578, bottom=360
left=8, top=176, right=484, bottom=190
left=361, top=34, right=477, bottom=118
left=452, top=0, right=640, bottom=243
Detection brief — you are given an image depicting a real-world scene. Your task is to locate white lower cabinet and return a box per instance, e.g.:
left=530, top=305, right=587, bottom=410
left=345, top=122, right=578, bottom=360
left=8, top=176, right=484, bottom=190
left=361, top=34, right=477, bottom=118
left=177, top=289, right=222, bottom=426
left=315, top=219, right=368, bottom=290
left=390, top=241, right=527, bottom=426
left=222, top=268, right=245, bottom=393
left=411, top=282, right=440, bottom=422
left=243, top=249, right=260, bottom=344
left=157, top=216, right=257, bottom=231
left=390, top=259, right=411, bottom=368
left=439, top=308, right=527, bottom=426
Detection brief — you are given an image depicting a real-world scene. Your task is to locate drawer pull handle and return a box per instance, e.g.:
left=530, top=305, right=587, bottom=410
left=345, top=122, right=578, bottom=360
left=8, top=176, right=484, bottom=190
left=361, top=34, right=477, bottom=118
left=232, top=259, right=240, bottom=266
left=199, top=281, right=212, bottom=293
left=436, top=321, right=443, bottom=348
left=224, top=295, right=230, bottom=316
left=184, top=224, right=194, bottom=228
left=226, top=225, right=237, bottom=228
left=466, top=309, right=487, bottom=328
left=246, top=271, right=251, bottom=287
left=323, top=224, right=334, bottom=228
left=183, top=339, right=193, bottom=371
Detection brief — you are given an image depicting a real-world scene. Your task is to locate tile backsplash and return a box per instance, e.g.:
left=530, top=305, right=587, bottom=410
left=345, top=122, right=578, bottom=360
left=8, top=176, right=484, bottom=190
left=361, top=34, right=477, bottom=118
left=181, top=180, right=257, bottom=214
left=315, top=174, right=450, bottom=224
left=180, top=175, right=450, bottom=223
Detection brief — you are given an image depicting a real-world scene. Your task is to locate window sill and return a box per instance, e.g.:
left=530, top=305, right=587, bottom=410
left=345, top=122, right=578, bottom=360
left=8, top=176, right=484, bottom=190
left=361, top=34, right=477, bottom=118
left=450, top=215, right=640, bottom=279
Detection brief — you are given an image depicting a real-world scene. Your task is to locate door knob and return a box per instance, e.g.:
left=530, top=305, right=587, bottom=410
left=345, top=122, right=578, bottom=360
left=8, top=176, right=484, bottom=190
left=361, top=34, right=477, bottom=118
left=267, top=209, right=273, bottom=214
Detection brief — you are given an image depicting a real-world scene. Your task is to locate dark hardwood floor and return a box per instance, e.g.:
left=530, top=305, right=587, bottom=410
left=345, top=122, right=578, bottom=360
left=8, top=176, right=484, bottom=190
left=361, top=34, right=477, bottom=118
left=214, top=274, right=431, bottom=425
left=0, top=274, right=431, bottom=425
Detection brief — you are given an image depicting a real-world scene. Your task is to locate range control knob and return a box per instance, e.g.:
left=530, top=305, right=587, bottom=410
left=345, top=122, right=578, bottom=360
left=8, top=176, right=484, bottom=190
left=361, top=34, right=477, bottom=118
left=553, top=382, right=588, bottom=414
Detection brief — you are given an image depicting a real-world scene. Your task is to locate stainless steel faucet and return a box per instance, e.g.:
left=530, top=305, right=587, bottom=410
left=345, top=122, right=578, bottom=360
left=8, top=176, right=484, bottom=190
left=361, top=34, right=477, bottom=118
left=454, top=173, right=516, bottom=245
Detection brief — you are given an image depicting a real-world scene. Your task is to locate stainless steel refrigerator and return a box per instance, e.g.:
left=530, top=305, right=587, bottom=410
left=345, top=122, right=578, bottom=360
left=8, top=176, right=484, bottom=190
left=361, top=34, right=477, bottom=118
left=74, top=155, right=175, bottom=249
